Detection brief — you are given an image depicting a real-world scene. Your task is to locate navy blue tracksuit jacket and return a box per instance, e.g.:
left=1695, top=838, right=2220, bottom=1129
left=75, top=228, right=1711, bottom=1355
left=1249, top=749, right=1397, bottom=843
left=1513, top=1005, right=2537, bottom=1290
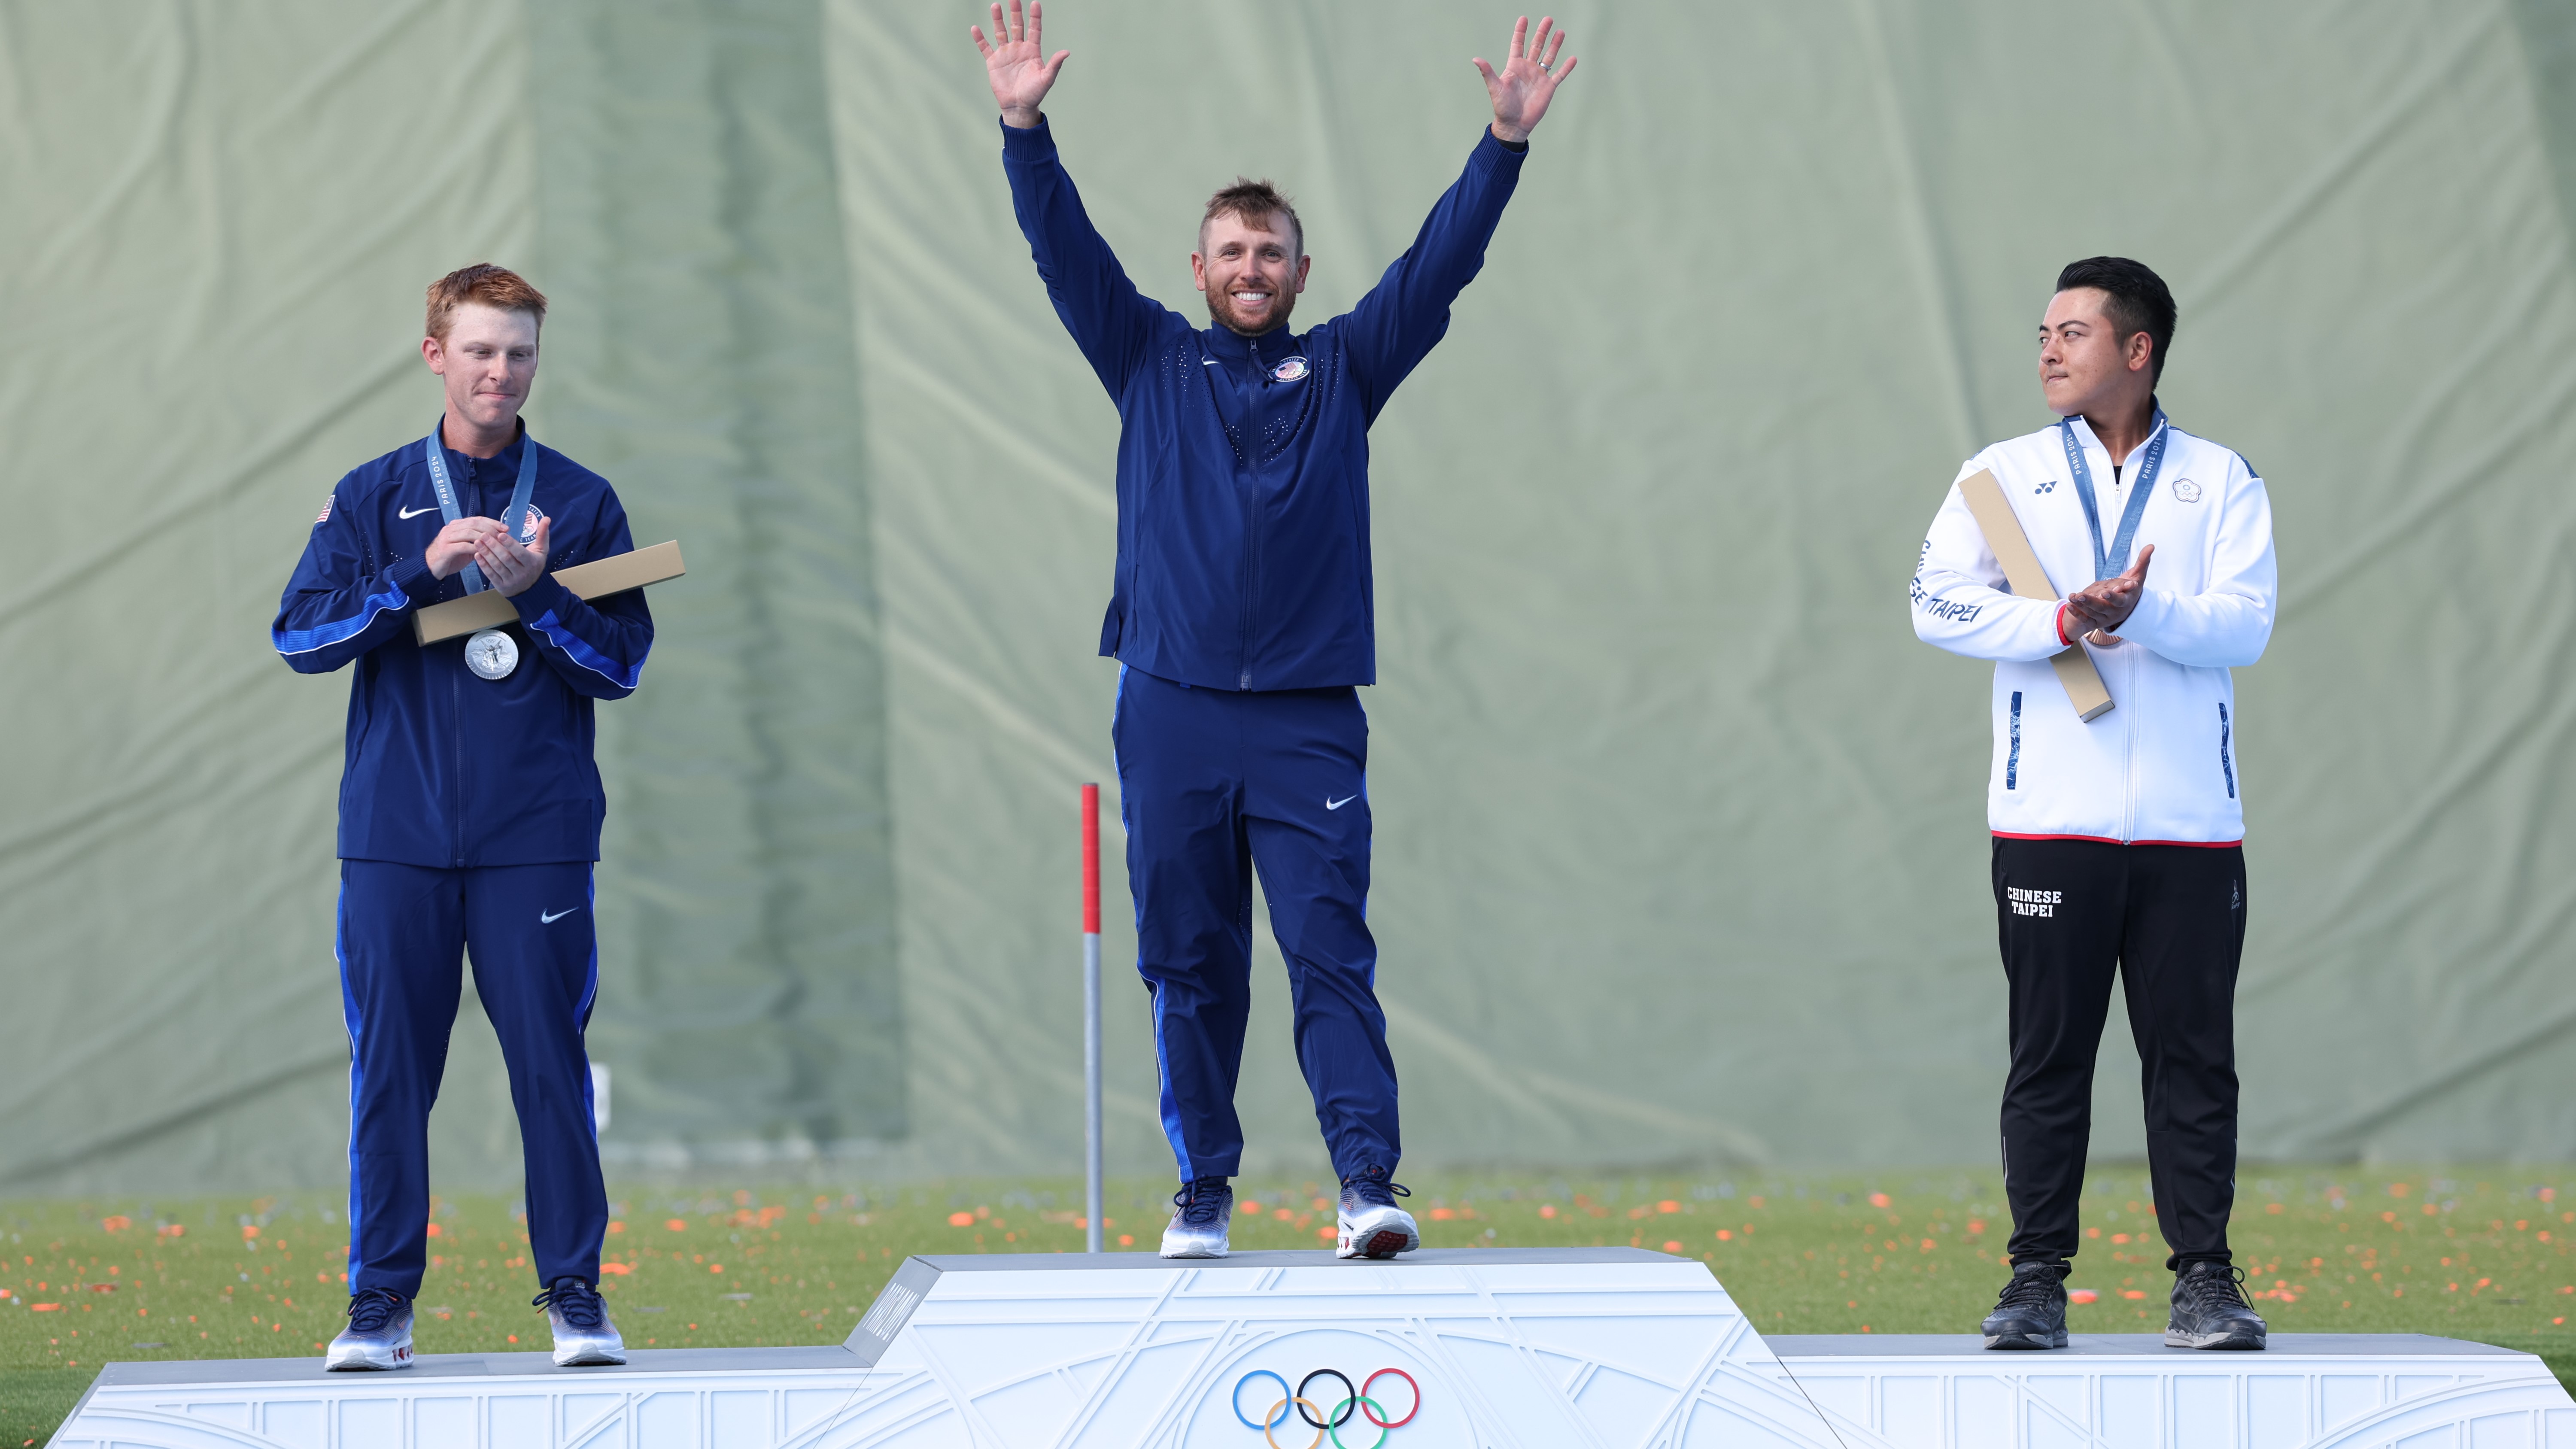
left=1005, top=119, right=1526, bottom=1182
left=273, top=423, right=650, bottom=1298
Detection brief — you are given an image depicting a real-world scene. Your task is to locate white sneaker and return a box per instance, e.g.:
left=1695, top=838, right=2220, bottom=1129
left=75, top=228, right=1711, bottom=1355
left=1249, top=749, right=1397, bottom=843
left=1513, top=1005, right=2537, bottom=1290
left=1159, top=1178, right=1233, bottom=1258
left=324, top=1289, right=414, bottom=1371
left=1335, top=1168, right=1419, bottom=1259
left=535, top=1277, right=626, bottom=1366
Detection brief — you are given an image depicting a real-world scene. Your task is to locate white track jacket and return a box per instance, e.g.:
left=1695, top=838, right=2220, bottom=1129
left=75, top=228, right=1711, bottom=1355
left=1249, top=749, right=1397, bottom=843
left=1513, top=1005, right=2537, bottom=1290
left=1911, top=411, right=2276, bottom=844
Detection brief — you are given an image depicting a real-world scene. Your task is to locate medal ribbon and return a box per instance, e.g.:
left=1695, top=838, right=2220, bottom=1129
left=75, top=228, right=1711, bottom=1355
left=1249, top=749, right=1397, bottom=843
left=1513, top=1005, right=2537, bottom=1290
left=2058, top=410, right=2168, bottom=582
left=422, top=422, right=540, bottom=595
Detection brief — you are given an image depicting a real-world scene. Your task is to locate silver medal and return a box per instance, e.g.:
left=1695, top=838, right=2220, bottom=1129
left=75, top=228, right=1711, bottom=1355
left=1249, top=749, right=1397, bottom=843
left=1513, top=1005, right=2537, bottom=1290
left=465, top=628, right=520, bottom=681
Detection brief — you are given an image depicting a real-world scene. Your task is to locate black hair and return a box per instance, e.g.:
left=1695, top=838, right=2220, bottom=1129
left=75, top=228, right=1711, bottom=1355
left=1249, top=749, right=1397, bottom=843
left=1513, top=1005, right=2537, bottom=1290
left=2054, top=256, right=2176, bottom=381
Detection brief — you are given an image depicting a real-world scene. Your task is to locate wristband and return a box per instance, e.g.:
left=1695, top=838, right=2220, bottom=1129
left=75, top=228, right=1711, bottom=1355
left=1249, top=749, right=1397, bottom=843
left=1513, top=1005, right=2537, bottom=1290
left=2056, top=602, right=2077, bottom=647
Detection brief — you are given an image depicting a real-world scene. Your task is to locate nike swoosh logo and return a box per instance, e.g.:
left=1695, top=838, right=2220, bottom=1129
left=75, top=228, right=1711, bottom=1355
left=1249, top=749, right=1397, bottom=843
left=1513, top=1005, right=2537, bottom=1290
left=1326, top=795, right=1359, bottom=811
left=541, top=908, right=578, bottom=923
left=398, top=505, right=437, bottom=519
left=1203, top=358, right=1221, bottom=366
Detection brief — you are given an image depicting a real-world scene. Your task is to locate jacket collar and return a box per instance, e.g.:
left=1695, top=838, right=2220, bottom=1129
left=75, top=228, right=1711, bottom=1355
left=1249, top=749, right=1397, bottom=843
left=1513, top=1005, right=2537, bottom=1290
left=1201, top=319, right=1296, bottom=365
left=433, top=416, right=529, bottom=475
left=2060, top=400, right=2169, bottom=466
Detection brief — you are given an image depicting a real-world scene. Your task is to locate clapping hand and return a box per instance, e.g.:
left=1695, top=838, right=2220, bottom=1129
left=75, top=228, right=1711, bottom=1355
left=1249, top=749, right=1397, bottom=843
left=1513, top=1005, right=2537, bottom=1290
left=974, top=0, right=1069, bottom=130
left=2065, top=544, right=2152, bottom=645
left=1475, top=16, right=1577, bottom=144
left=473, top=517, right=551, bottom=598
left=426, top=516, right=507, bottom=580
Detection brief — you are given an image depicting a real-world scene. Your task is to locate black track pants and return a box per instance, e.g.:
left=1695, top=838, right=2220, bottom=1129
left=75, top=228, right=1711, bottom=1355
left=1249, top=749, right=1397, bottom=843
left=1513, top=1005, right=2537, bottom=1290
left=1993, top=836, right=2246, bottom=1270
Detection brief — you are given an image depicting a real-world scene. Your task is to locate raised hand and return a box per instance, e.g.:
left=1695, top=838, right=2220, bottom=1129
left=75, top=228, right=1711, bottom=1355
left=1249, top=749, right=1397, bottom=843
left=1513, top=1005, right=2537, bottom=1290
left=2066, top=544, right=2152, bottom=644
left=1473, top=16, right=1576, bottom=144
left=973, top=0, right=1069, bottom=129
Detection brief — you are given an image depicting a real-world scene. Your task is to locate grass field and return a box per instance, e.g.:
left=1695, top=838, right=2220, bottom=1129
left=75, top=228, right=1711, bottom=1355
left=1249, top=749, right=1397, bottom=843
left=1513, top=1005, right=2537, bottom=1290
left=7, top=1166, right=2573, bottom=1443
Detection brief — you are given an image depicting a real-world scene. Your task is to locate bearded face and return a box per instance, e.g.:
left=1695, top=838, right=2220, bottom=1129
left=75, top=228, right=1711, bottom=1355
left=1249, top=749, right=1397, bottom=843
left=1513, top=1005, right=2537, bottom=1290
left=1193, top=210, right=1311, bottom=336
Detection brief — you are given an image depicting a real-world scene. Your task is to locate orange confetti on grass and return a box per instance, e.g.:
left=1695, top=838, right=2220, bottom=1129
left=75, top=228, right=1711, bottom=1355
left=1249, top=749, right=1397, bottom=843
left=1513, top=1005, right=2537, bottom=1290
left=600, top=1263, right=634, bottom=1276
left=947, top=1212, right=975, bottom=1227
left=1661, top=1241, right=1684, bottom=1254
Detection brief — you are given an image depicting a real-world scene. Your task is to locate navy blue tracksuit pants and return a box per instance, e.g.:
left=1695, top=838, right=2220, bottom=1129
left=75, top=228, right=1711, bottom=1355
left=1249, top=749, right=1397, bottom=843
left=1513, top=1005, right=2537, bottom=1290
left=1112, top=668, right=1397, bottom=1183
left=339, top=860, right=608, bottom=1298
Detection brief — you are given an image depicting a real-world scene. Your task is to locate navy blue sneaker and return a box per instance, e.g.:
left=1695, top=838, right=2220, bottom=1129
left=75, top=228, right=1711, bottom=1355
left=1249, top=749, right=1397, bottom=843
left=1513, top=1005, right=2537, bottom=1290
left=1981, top=1261, right=2069, bottom=1349
left=1336, top=1167, right=1419, bottom=1259
left=1160, top=1177, right=1233, bottom=1258
left=533, top=1277, right=626, bottom=1365
left=325, top=1288, right=413, bottom=1370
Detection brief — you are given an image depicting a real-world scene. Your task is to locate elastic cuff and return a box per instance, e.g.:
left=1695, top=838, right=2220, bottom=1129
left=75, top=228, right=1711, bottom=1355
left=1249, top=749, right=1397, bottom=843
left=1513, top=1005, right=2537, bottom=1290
left=508, top=574, right=574, bottom=623
left=387, top=554, right=439, bottom=606
left=998, top=114, right=1054, bottom=153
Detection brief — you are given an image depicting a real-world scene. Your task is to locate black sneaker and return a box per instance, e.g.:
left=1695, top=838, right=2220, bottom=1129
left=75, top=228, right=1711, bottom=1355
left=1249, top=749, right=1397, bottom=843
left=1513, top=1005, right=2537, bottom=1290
left=2166, top=1261, right=2267, bottom=1349
left=1981, top=1260, right=2069, bottom=1349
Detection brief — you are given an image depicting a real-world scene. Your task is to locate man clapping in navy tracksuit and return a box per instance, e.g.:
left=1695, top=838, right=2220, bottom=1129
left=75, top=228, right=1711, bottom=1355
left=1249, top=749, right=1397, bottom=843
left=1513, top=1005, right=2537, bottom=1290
left=273, top=265, right=647, bottom=1370
left=972, top=1, right=1576, bottom=1258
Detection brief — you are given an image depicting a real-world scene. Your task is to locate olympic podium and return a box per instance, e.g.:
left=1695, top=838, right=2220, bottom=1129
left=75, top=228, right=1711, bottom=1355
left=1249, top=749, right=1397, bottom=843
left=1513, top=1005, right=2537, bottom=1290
left=46, top=1247, right=2576, bottom=1449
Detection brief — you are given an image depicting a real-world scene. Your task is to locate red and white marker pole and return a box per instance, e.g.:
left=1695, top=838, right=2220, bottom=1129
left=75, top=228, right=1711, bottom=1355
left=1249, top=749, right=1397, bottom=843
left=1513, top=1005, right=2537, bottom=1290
left=1081, top=783, right=1104, bottom=1254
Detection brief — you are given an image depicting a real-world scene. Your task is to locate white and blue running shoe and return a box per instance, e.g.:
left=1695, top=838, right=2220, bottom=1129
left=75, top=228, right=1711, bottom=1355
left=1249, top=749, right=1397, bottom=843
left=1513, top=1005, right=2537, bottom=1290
left=1336, top=1167, right=1419, bottom=1259
left=534, top=1277, right=626, bottom=1366
left=1159, top=1178, right=1233, bottom=1258
left=324, top=1288, right=414, bottom=1371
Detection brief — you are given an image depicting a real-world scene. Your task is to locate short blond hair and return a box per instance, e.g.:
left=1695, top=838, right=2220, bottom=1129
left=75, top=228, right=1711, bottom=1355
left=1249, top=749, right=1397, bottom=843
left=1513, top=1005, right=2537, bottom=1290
left=1201, top=178, right=1302, bottom=255
left=425, top=263, right=547, bottom=342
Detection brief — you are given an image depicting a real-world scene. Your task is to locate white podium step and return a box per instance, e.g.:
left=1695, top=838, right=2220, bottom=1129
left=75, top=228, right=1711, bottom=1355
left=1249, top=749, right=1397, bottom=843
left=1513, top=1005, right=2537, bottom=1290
left=1767, top=1332, right=2576, bottom=1449
left=46, top=1249, right=2576, bottom=1449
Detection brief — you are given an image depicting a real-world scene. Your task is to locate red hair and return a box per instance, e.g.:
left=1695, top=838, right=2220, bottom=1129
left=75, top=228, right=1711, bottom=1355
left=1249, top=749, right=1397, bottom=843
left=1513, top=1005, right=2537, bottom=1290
left=425, top=263, right=547, bottom=342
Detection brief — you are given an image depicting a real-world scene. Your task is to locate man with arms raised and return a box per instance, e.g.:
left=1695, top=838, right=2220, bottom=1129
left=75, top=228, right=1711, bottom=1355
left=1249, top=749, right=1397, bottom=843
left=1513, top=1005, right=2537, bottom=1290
left=972, top=1, right=1574, bottom=1258
left=1912, top=258, right=2277, bottom=1351
left=273, top=264, right=650, bottom=1369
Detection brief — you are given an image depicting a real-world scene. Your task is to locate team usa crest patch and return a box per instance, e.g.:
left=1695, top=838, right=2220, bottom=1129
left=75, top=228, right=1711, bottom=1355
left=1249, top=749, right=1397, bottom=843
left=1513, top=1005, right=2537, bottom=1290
left=1270, top=355, right=1310, bottom=383
left=516, top=503, right=547, bottom=542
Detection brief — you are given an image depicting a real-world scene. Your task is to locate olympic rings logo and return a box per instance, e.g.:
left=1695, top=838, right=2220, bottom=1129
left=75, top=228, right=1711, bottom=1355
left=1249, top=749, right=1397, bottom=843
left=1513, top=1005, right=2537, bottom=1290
left=1231, top=1368, right=1420, bottom=1449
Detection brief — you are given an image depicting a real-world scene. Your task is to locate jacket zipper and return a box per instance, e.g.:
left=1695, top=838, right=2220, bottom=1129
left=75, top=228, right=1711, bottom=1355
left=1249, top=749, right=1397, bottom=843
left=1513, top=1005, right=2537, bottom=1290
left=2117, top=640, right=2136, bottom=842
left=1236, top=335, right=1261, bottom=689
left=449, top=457, right=471, bottom=866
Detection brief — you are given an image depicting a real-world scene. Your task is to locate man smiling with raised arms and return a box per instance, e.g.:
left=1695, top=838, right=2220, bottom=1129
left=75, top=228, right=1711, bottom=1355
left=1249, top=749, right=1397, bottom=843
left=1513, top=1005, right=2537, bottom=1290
left=972, top=1, right=1574, bottom=1258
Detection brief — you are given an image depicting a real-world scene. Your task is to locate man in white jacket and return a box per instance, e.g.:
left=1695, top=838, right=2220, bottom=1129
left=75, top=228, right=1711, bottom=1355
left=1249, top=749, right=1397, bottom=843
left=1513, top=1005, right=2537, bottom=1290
left=1912, top=257, right=2275, bottom=1353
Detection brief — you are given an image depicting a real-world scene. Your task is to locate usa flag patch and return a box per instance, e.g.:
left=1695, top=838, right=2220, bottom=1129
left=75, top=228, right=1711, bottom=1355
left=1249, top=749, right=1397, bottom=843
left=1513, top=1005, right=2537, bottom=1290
left=314, top=494, right=334, bottom=525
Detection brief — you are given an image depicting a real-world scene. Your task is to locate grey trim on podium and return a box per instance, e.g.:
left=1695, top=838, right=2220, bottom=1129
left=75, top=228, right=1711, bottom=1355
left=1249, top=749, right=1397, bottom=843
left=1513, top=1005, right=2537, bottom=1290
left=842, top=1246, right=1674, bottom=1365
left=1769, top=1331, right=2541, bottom=1358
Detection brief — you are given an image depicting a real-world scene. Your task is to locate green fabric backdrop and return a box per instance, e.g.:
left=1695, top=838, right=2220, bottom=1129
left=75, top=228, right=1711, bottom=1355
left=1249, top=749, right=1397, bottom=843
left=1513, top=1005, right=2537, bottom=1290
left=5, top=0, right=2575, bottom=1193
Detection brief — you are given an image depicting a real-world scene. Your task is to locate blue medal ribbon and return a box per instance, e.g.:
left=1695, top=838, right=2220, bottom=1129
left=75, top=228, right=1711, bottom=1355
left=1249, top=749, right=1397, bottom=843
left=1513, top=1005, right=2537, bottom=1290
left=422, top=421, right=540, bottom=595
left=2058, top=410, right=2168, bottom=582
